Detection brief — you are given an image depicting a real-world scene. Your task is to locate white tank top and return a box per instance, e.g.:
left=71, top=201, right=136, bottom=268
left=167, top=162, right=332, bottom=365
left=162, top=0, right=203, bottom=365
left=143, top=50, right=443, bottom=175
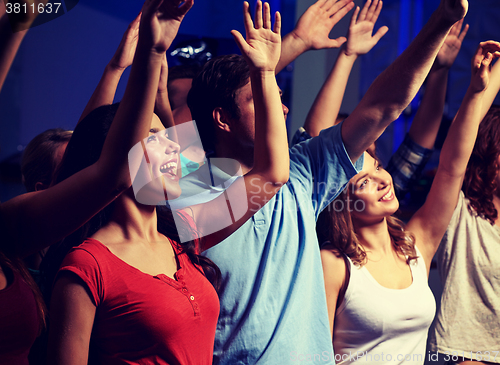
left=333, top=247, right=436, bottom=364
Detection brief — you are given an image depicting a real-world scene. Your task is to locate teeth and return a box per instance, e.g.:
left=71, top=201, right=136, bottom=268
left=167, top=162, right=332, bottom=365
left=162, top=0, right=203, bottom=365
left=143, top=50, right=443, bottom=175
left=160, top=161, right=177, bottom=174
left=381, top=190, right=392, bottom=201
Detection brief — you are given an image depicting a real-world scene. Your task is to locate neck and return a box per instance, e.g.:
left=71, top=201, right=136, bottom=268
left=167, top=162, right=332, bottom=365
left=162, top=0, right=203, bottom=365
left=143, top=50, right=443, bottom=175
left=215, top=140, right=253, bottom=174
left=493, top=194, right=500, bottom=226
left=105, top=190, right=161, bottom=243
left=352, top=217, right=393, bottom=255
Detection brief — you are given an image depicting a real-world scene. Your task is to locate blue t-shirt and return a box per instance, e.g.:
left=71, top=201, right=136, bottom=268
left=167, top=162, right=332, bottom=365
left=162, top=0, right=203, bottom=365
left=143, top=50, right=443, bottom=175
left=202, top=123, right=363, bottom=364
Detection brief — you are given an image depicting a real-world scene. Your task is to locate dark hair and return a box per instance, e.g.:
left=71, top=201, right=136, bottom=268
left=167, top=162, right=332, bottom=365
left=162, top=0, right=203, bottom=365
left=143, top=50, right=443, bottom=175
left=0, top=252, right=47, bottom=334
left=168, top=64, right=200, bottom=83
left=21, top=128, right=73, bottom=192
left=41, top=103, right=220, bottom=300
left=463, top=105, right=500, bottom=224
left=187, top=54, right=250, bottom=155
left=320, top=151, right=417, bottom=266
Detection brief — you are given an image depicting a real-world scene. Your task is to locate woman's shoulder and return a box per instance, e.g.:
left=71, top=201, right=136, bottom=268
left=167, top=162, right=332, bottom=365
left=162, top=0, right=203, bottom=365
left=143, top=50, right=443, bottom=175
left=320, top=245, right=348, bottom=279
left=62, top=238, right=109, bottom=267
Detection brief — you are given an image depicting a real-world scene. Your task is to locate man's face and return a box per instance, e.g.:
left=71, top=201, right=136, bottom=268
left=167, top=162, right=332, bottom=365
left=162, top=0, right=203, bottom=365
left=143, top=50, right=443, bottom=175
left=230, top=80, right=289, bottom=148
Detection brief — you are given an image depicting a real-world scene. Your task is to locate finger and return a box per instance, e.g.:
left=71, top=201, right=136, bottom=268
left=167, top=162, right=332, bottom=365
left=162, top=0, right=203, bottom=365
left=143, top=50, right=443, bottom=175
left=326, top=0, right=354, bottom=17
left=358, top=0, right=372, bottom=22
left=479, top=41, right=500, bottom=55
left=350, top=6, right=360, bottom=28
left=481, top=52, right=493, bottom=69
left=473, top=43, right=486, bottom=69
left=142, top=0, right=163, bottom=18
left=242, top=2, right=254, bottom=36
left=372, top=25, right=389, bottom=42
left=231, top=29, right=250, bottom=55
left=457, top=23, right=469, bottom=42
left=177, top=0, right=194, bottom=16
left=328, top=36, right=347, bottom=48
left=273, top=11, right=281, bottom=36
left=263, top=2, right=271, bottom=29
left=450, top=18, right=463, bottom=36
left=255, top=0, right=263, bottom=29
left=131, top=12, right=142, bottom=28
left=370, top=0, right=384, bottom=24
left=366, top=0, right=378, bottom=22
left=318, top=0, right=332, bottom=11
left=329, top=1, right=355, bottom=26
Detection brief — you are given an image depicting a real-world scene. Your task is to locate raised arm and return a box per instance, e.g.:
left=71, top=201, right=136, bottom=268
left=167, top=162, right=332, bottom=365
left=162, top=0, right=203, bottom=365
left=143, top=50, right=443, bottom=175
left=77, top=13, right=141, bottom=123
left=276, top=0, right=354, bottom=73
left=154, top=53, right=175, bottom=129
left=0, top=0, right=45, bottom=90
left=480, top=51, right=500, bottom=119
left=0, top=0, right=193, bottom=257
left=386, top=19, right=468, bottom=198
left=304, top=0, right=388, bottom=137
left=407, top=41, right=500, bottom=271
left=188, top=1, right=289, bottom=249
left=408, top=19, right=468, bottom=149
left=341, top=0, right=468, bottom=162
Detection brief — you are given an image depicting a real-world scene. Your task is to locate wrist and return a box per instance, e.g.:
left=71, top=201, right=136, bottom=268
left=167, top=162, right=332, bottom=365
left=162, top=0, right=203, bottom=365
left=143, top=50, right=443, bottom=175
left=106, top=62, right=127, bottom=73
left=286, top=30, right=311, bottom=53
left=250, top=69, right=277, bottom=79
left=340, top=45, right=358, bottom=62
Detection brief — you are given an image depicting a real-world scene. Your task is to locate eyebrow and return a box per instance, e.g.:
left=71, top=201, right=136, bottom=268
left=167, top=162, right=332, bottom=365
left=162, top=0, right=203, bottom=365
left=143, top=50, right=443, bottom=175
left=355, top=173, right=368, bottom=185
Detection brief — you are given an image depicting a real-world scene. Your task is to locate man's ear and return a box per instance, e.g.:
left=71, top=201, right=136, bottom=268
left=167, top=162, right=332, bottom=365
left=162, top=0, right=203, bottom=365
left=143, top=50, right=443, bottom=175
left=213, top=107, right=232, bottom=133
left=34, top=182, right=48, bottom=191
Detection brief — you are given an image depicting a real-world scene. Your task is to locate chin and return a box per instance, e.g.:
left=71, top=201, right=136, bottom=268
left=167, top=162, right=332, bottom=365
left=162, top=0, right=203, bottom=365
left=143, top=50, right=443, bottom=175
left=134, top=176, right=181, bottom=206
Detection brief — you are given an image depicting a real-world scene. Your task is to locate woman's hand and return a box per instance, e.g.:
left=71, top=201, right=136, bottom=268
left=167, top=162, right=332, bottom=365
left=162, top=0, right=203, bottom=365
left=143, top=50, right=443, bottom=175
left=140, top=0, right=194, bottom=54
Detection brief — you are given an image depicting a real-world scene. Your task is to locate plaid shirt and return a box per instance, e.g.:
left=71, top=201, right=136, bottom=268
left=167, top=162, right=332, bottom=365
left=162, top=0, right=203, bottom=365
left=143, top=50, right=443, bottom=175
left=386, top=133, right=433, bottom=199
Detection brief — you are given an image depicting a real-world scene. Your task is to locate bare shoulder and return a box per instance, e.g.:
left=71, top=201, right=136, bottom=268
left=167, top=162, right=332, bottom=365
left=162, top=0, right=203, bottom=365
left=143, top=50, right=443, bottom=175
left=320, top=245, right=347, bottom=284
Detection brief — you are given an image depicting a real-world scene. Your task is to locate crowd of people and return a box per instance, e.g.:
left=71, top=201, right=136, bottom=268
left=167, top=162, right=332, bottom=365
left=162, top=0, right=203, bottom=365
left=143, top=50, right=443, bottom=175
left=0, top=0, right=498, bottom=364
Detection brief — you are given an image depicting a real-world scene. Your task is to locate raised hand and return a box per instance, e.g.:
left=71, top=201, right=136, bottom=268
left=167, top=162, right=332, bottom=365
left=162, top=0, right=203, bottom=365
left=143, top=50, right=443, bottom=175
left=140, top=0, right=193, bottom=54
left=231, top=1, right=281, bottom=72
left=470, top=41, right=500, bottom=93
left=108, top=13, right=141, bottom=71
left=4, top=0, right=48, bottom=32
left=344, top=0, right=388, bottom=57
left=435, top=18, right=468, bottom=69
left=439, top=0, right=468, bottom=24
left=291, top=0, right=355, bottom=51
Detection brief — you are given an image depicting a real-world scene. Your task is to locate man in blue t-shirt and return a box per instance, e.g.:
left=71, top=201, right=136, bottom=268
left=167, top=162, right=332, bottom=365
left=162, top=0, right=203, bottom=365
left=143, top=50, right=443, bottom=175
left=181, top=1, right=468, bottom=363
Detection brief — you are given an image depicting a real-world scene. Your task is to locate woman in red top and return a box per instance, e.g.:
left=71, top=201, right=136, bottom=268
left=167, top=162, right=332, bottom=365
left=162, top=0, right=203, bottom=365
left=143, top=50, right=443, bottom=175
left=47, top=1, right=289, bottom=364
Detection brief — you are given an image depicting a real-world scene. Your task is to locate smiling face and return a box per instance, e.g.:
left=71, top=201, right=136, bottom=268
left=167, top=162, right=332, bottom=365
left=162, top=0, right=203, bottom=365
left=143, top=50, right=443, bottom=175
left=140, top=114, right=182, bottom=201
left=348, top=152, right=399, bottom=225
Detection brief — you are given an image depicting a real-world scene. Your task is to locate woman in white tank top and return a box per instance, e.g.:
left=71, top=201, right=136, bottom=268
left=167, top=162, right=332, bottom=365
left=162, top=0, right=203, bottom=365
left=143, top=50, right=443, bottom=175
left=320, top=41, right=500, bottom=364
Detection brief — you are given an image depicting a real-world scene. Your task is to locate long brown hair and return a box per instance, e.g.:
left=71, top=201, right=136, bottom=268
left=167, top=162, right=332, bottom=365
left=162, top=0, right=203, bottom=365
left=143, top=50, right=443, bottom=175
left=462, top=105, right=500, bottom=224
left=0, top=251, right=47, bottom=334
left=318, top=153, right=417, bottom=266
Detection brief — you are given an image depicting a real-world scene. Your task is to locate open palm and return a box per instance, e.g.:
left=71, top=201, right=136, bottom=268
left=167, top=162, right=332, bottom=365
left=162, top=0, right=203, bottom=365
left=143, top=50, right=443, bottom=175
left=345, top=0, right=388, bottom=57
left=231, top=1, right=281, bottom=72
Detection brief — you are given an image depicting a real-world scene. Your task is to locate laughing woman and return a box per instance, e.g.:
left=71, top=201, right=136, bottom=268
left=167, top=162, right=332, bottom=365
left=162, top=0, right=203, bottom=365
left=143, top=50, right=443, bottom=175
left=47, top=1, right=288, bottom=364
left=321, top=40, right=500, bottom=364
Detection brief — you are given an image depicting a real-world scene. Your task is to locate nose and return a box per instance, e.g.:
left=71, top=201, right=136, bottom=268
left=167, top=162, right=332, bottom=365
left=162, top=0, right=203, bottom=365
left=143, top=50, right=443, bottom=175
left=282, top=103, right=289, bottom=119
left=163, top=137, right=180, bottom=155
left=376, top=171, right=391, bottom=190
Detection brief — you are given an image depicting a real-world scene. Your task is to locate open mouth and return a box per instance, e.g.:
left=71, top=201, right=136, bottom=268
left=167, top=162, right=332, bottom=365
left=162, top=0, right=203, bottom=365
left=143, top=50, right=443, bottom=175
left=380, top=189, right=394, bottom=201
left=159, top=161, right=178, bottom=177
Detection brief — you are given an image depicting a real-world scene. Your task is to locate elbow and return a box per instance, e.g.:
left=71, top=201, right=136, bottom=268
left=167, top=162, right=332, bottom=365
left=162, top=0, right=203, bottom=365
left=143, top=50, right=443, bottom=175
left=266, top=167, right=290, bottom=186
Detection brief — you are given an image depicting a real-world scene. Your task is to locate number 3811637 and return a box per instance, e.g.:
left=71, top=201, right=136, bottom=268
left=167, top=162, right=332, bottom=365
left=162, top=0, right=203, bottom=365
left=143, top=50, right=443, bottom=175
left=5, top=2, right=62, bottom=14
